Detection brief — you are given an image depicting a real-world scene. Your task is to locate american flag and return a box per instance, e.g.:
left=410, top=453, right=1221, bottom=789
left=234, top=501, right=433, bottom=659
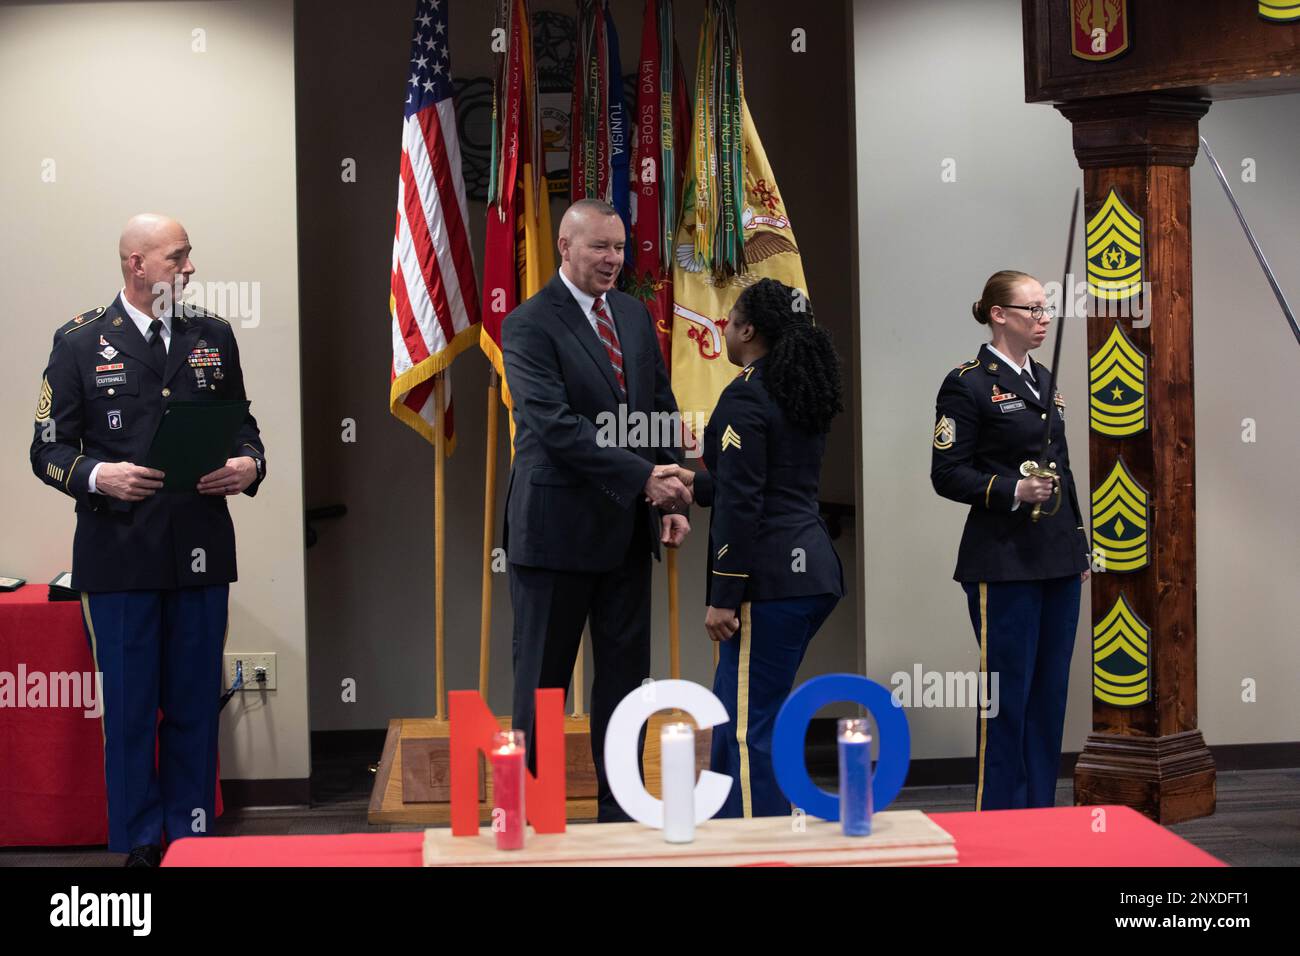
left=389, top=0, right=481, bottom=451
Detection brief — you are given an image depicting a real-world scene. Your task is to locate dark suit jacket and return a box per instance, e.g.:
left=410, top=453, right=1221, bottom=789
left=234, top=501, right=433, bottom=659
left=694, top=357, right=844, bottom=609
left=501, top=273, right=685, bottom=572
left=930, top=343, right=1089, bottom=583
left=30, top=295, right=266, bottom=591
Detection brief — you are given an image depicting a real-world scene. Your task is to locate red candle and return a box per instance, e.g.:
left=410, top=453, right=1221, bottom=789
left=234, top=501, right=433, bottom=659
left=490, top=730, right=526, bottom=850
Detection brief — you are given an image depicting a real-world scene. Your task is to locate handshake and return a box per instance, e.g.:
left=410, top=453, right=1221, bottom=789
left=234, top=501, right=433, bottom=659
left=643, top=463, right=694, bottom=512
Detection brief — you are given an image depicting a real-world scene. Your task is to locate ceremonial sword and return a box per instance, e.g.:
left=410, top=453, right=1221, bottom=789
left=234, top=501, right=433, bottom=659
left=1020, top=187, right=1081, bottom=523
left=1199, top=135, right=1300, bottom=349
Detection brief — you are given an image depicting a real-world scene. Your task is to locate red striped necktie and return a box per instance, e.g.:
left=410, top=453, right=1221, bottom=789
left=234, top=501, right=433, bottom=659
left=592, top=296, right=625, bottom=393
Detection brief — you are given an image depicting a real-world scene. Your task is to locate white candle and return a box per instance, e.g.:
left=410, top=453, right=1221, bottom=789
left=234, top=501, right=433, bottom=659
left=660, top=722, right=696, bottom=843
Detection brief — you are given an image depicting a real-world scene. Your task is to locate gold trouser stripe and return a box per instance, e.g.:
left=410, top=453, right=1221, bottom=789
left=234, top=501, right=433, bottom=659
left=976, top=582, right=988, bottom=811
left=80, top=593, right=107, bottom=748
left=736, top=602, right=753, bottom=818
left=985, top=475, right=997, bottom=508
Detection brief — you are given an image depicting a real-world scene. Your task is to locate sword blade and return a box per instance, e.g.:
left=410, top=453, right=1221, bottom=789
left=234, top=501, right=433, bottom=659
left=1199, top=135, right=1300, bottom=348
left=1041, top=188, right=1081, bottom=458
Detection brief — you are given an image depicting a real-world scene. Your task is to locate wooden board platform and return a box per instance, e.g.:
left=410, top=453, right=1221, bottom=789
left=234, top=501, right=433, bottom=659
left=368, top=712, right=712, bottom=826
left=422, top=810, right=957, bottom=867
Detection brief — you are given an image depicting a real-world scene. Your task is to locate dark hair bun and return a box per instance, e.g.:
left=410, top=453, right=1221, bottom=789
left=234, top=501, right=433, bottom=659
left=972, top=300, right=988, bottom=325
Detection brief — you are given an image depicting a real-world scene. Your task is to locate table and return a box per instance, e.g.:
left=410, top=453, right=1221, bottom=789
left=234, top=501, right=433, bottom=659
left=161, top=805, right=1224, bottom=867
left=0, top=585, right=109, bottom=847
left=0, top=584, right=222, bottom=847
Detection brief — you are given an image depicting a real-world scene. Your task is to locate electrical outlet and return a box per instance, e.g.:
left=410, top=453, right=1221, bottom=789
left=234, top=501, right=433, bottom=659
left=223, top=652, right=277, bottom=691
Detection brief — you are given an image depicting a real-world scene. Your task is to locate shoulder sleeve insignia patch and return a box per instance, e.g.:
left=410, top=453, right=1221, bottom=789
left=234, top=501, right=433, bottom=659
left=36, top=377, right=52, bottom=421
left=721, top=425, right=742, bottom=452
left=933, top=415, right=955, bottom=450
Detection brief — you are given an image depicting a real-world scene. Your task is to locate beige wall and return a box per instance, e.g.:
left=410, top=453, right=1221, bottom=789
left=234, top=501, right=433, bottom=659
left=853, top=0, right=1300, bottom=758
left=0, top=1, right=307, bottom=781
left=298, top=0, right=861, bottom=731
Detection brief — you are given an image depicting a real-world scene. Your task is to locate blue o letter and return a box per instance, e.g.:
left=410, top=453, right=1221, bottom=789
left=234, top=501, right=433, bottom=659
left=772, top=674, right=911, bottom=821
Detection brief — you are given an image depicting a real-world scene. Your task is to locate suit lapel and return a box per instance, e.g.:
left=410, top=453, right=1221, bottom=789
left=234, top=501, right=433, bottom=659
left=165, top=316, right=203, bottom=386
left=550, top=275, right=624, bottom=402
left=102, top=296, right=161, bottom=377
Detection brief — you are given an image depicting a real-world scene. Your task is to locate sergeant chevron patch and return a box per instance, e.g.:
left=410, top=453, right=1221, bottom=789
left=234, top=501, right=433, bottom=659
left=1093, top=593, right=1150, bottom=707
left=1260, top=0, right=1300, bottom=22
left=1086, top=189, right=1143, bottom=301
left=1089, top=323, right=1148, bottom=436
left=1091, top=458, right=1149, bottom=573
left=36, top=377, right=52, bottom=421
left=933, top=415, right=955, bottom=450
left=721, top=425, right=742, bottom=452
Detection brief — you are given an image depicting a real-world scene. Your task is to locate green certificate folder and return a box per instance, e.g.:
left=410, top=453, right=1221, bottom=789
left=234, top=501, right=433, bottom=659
left=144, top=400, right=251, bottom=492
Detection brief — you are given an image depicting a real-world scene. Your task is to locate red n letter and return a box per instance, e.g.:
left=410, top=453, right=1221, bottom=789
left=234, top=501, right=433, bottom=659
left=448, top=688, right=566, bottom=835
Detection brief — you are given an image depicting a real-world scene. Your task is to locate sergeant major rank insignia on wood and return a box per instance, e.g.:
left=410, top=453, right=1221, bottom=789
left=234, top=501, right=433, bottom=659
left=1091, top=457, right=1149, bottom=572
left=1086, top=189, right=1143, bottom=301
left=1089, top=323, right=1148, bottom=436
left=1093, top=593, right=1150, bottom=707
left=1259, top=0, right=1300, bottom=23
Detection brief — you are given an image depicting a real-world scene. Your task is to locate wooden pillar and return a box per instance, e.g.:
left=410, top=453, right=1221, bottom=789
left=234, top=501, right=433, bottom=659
left=1058, top=93, right=1215, bottom=823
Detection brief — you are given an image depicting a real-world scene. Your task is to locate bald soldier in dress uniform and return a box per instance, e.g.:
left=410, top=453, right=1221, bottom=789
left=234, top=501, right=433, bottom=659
left=29, top=214, right=265, bottom=866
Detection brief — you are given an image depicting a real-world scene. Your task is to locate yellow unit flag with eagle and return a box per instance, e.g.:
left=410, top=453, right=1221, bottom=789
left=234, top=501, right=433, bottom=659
left=669, top=102, right=807, bottom=445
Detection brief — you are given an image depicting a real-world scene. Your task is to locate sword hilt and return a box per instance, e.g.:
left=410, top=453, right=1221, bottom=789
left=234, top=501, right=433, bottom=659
left=1019, top=460, right=1062, bottom=523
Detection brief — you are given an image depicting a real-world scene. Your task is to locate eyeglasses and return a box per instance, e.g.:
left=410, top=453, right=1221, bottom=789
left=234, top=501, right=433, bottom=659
left=998, top=304, right=1056, bottom=320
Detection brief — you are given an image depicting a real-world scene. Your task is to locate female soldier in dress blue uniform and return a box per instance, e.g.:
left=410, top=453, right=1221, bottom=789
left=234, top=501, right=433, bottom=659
left=672, top=278, right=845, bottom=818
left=931, top=269, right=1091, bottom=811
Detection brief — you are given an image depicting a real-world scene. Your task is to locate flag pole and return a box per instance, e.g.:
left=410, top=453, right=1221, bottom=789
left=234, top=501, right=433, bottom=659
left=573, top=637, right=585, bottom=717
left=434, top=372, right=448, bottom=721
left=479, top=369, right=501, bottom=698
left=667, top=549, right=681, bottom=679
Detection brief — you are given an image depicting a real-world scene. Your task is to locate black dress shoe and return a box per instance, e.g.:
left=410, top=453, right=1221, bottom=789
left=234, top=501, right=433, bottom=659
left=123, top=845, right=162, bottom=868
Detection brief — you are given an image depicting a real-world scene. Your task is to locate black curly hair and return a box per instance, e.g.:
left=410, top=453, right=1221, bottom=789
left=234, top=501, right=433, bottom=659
left=732, top=278, right=844, bottom=434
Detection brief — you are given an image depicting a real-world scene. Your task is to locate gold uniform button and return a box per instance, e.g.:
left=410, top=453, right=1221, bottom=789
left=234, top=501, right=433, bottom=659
left=1040, top=412, right=1047, bottom=420
left=1049, top=461, right=1057, bottom=469
left=107, top=388, right=116, bottom=396
left=162, top=388, right=171, bottom=397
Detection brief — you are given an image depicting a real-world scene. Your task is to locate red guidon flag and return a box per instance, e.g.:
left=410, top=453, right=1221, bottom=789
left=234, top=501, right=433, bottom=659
left=480, top=0, right=554, bottom=432
left=390, top=0, right=481, bottom=454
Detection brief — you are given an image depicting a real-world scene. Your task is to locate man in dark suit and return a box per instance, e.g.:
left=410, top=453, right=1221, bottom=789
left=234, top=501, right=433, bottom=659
left=502, top=198, right=691, bottom=821
left=30, top=213, right=266, bottom=865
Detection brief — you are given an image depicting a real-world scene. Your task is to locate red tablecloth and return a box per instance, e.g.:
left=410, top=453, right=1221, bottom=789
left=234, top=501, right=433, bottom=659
left=0, top=585, right=109, bottom=847
left=161, top=805, right=1224, bottom=867
left=0, top=584, right=222, bottom=847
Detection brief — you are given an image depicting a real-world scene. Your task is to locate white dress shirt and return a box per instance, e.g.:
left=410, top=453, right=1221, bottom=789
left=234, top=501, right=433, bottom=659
left=558, top=267, right=604, bottom=337
left=986, top=343, right=1039, bottom=399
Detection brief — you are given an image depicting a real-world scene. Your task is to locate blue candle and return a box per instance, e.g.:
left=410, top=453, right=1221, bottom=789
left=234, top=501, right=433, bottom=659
left=838, top=718, right=873, bottom=837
